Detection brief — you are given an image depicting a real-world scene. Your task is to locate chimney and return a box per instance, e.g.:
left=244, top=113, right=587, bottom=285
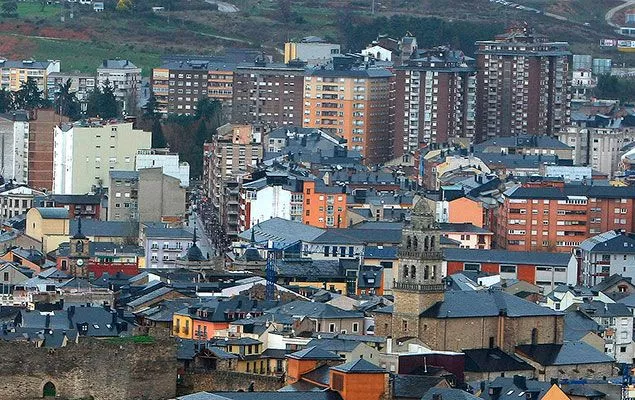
left=45, top=314, right=50, bottom=328
left=386, top=336, right=393, bottom=353
left=513, top=375, right=527, bottom=390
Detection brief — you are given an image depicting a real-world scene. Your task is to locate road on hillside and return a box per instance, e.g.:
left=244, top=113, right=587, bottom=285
left=605, top=0, right=635, bottom=28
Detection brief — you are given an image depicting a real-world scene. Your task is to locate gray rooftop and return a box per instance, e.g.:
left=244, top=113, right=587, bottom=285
left=443, top=248, right=572, bottom=267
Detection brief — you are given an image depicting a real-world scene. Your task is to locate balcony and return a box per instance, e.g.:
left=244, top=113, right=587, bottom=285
left=398, top=250, right=443, bottom=259
left=393, top=281, right=445, bottom=292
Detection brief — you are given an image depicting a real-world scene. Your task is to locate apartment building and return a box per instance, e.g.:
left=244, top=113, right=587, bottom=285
left=239, top=170, right=347, bottom=231
left=97, top=59, right=141, bottom=113
left=303, top=56, right=394, bottom=164
left=53, top=121, right=151, bottom=194
left=0, top=111, right=29, bottom=183
left=28, top=110, right=68, bottom=192
left=151, top=59, right=235, bottom=117
left=394, top=47, right=476, bottom=155
left=0, top=59, right=60, bottom=94
left=108, top=168, right=185, bottom=222
left=140, top=223, right=194, bottom=269
left=203, top=123, right=262, bottom=241
left=579, top=230, right=635, bottom=286
left=231, top=59, right=305, bottom=132
left=475, top=27, right=571, bottom=141
left=284, top=36, right=340, bottom=66
left=495, top=180, right=635, bottom=253
left=47, top=72, right=96, bottom=112
left=34, top=193, right=105, bottom=220
left=558, top=126, right=635, bottom=177
left=0, top=186, right=45, bottom=222
left=135, top=148, right=190, bottom=187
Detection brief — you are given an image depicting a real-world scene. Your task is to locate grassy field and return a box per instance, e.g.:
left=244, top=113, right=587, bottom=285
left=0, top=0, right=630, bottom=75
left=33, top=38, right=161, bottom=75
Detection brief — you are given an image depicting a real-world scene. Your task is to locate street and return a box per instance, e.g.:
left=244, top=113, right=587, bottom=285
left=187, top=212, right=215, bottom=260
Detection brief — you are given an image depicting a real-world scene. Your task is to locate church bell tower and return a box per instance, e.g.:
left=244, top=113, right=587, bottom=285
left=392, top=198, right=445, bottom=338
left=69, top=218, right=90, bottom=278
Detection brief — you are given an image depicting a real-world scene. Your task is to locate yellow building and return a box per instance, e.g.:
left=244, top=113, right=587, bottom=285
left=25, top=208, right=70, bottom=253
left=0, top=59, right=60, bottom=94
left=172, top=311, right=193, bottom=339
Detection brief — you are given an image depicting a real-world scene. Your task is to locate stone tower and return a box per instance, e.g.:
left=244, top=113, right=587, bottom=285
left=392, top=198, right=445, bottom=338
left=69, top=218, right=90, bottom=278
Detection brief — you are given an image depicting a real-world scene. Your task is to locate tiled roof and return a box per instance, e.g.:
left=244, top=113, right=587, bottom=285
left=443, top=248, right=572, bottom=267
left=420, top=290, right=561, bottom=318
left=564, top=310, right=600, bottom=342
left=580, top=231, right=635, bottom=254
left=363, top=246, right=398, bottom=259
left=238, top=218, right=325, bottom=247
left=330, top=358, right=385, bottom=373
left=392, top=375, right=448, bottom=399
left=516, top=341, right=614, bottom=366
left=463, top=348, right=533, bottom=372
left=69, top=220, right=138, bottom=238
left=287, top=346, right=342, bottom=360
left=143, top=225, right=193, bottom=239
left=438, top=223, right=491, bottom=234
left=34, top=207, right=69, bottom=219
left=505, top=184, right=635, bottom=199
left=422, top=388, right=482, bottom=400
left=591, top=274, right=635, bottom=293
left=267, top=300, right=364, bottom=320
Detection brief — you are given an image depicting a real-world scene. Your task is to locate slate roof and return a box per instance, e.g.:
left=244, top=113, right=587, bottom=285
left=18, top=306, right=129, bottom=337
left=463, top=348, right=533, bottom=372
left=438, top=223, right=491, bottom=234
left=110, top=170, right=139, bottom=180
left=311, top=228, right=401, bottom=245
left=392, top=375, right=448, bottom=399
left=100, top=59, right=138, bottom=69
left=357, top=266, right=382, bottom=289
left=443, top=248, right=572, bottom=267
left=330, top=358, right=385, bottom=373
left=577, top=301, right=632, bottom=318
left=57, top=242, right=145, bottom=257
left=144, top=225, right=193, bottom=239
left=126, top=287, right=177, bottom=308
left=276, top=258, right=348, bottom=280
left=422, top=388, right=482, bottom=400
left=505, top=184, right=635, bottom=200
left=580, top=231, right=635, bottom=254
left=479, top=376, right=553, bottom=400
left=306, top=338, right=363, bottom=353
left=302, top=364, right=331, bottom=386
left=47, top=194, right=102, bottom=205
left=287, top=346, right=342, bottom=360
left=564, top=310, right=600, bottom=341
left=561, top=385, right=606, bottom=398
left=420, top=290, right=561, bottom=318
left=35, top=207, right=69, bottom=219
left=516, top=341, right=614, bottom=366
left=238, top=218, right=325, bottom=247
left=69, top=219, right=138, bottom=238
left=176, top=296, right=280, bottom=323
left=591, top=274, right=635, bottom=294
left=266, top=300, right=364, bottom=320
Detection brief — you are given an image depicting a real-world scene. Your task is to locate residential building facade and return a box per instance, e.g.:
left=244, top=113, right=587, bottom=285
left=394, top=47, right=476, bottom=155
left=135, top=148, right=190, bottom=187
left=495, top=181, right=635, bottom=253
left=303, top=57, right=394, bottom=164
left=47, top=72, right=96, bottom=112
left=0, top=59, right=60, bottom=94
left=0, top=111, right=29, bottom=183
left=97, top=60, right=142, bottom=113
left=475, top=27, right=571, bottom=141
left=231, top=59, right=305, bottom=132
left=53, top=122, right=151, bottom=194
left=28, top=110, right=67, bottom=192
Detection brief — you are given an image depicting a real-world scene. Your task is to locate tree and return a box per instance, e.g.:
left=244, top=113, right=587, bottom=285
left=594, top=75, right=635, bottom=103
left=86, top=81, right=119, bottom=119
left=14, top=78, right=47, bottom=110
left=54, top=79, right=81, bottom=121
left=99, top=81, right=119, bottom=118
left=151, top=118, right=167, bottom=148
left=0, top=88, right=14, bottom=113
left=116, top=0, right=132, bottom=11
left=1, top=0, right=17, bottom=17
left=277, top=0, right=292, bottom=22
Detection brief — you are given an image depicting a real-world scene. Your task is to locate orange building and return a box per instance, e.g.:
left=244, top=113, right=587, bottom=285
left=496, top=181, right=635, bottom=253
left=302, top=180, right=347, bottom=229
left=240, top=173, right=347, bottom=230
left=447, top=197, right=487, bottom=228
left=286, top=346, right=388, bottom=400
left=302, top=57, right=394, bottom=165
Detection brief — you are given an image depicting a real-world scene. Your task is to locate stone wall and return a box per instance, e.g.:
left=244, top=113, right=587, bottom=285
left=0, top=337, right=177, bottom=400
left=180, top=370, right=284, bottom=394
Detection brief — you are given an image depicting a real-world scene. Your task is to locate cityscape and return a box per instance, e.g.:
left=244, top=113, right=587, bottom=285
left=0, top=0, right=632, bottom=399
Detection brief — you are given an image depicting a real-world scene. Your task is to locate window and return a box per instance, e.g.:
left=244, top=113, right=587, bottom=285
left=464, top=263, right=480, bottom=271
left=352, top=323, right=359, bottom=333
left=323, top=246, right=329, bottom=257
left=500, top=265, right=516, bottom=273
left=2, top=272, right=7, bottom=281
left=402, top=319, right=408, bottom=331
left=332, top=373, right=344, bottom=391
left=329, top=323, right=336, bottom=333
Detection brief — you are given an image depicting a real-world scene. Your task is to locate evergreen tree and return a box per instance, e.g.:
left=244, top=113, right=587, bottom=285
left=86, top=87, right=103, bottom=118
left=151, top=118, right=167, bottom=148
left=54, top=79, right=81, bottom=121
left=0, top=88, right=13, bottom=113
left=14, top=77, right=46, bottom=110
left=100, top=80, right=119, bottom=119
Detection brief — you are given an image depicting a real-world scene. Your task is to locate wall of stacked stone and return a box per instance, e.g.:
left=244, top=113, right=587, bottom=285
left=0, top=337, right=177, bottom=400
